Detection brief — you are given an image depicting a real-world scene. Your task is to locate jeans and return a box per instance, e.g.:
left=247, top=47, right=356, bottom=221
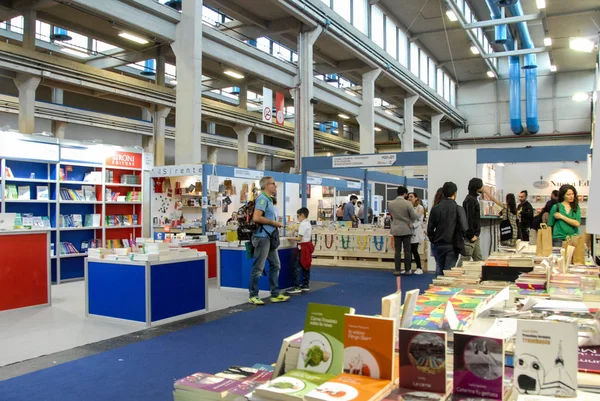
left=410, top=242, right=422, bottom=270
left=292, top=251, right=310, bottom=288
left=459, top=238, right=482, bottom=266
left=431, top=243, right=457, bottom=277
left=394, top=235, right=412, bottom=272
left=249, top=236, right=281, bottom=298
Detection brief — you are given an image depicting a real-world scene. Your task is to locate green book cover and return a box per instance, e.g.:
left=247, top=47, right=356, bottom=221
left=255, top=370, right=335, bottom=401
left=298, top=303, right=355, bottom=375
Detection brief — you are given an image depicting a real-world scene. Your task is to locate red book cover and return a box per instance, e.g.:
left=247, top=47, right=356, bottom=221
left=579, top=346, right=600, bottom=374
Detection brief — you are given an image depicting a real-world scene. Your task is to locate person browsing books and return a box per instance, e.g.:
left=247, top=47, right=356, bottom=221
left=548, top=184, right=581, bottom=247
left=388, top=186, right=418, bottom=276
left=248, top=176, right=290, bottom=306
left=286, top=207, right=313, bottom=295
left=407, top=192, right=425, bottom=275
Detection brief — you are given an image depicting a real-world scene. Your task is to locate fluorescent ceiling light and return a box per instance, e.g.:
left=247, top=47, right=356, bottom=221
left=118, top=32, right=149, bottom=44
left=569, top=37, right=594, bottom=53
left=470, top=46, right=480, bottom=55
left=572, top=92, right=590, bottom=102
left=374, top=127, right=382, bottom=132
left=60, top=48, right=90, bottom=58
left=223, top=70, right=245, bottom=79
left=446, top=10, right=458, bottom=22
left=549, top=65, right=557, bottom=72
left=486, top=71, right=495, bottom=78
left=544, top=37, right=552, bottom=46
left=338, top=113, right=350, bottom=119
left=314, top=122, right=320, bottom=126
left=536, top=0, right=546, bottom=9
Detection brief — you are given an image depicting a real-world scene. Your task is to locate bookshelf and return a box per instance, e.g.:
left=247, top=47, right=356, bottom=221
left=1, top=134, right=145, bottom=284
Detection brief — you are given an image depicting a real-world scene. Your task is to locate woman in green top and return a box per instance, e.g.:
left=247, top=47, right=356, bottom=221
left=547, top=184, right=581, bottom=247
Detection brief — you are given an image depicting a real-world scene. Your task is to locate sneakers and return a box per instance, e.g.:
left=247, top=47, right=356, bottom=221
left=414, top=268, right=424, bottom=275
left=393, top=270, right=402, bottom=276
left=270, top=294, right=291, bottom=303
left=405, top=270, right=413, bottom=276
left=300, top=285, right=310, bottom=292
left=287, top=287, right=302, bottom=295
left=248, top=297, right=265, bottom=306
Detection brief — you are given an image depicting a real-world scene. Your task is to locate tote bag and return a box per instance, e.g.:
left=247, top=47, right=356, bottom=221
left=499, top=218, right=513, bottom=243
left=536, top=224, right=553, bottom=257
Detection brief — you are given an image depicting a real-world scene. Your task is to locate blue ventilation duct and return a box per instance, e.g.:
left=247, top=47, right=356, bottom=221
left=141, top=59, right=156, bottom=76
left=485, top=0, right=522, bottom=135
left=505, top=0, right=539, bottom=134
left=50, top=27, right=72, bottom=42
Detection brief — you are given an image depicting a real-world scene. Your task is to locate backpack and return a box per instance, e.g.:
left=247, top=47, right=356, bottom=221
left=237, top=200, right=258, bottom=241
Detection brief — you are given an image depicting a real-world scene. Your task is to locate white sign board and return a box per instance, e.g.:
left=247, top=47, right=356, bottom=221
left=307, top=177, right=323, bottom=185
left=0, top=136, right=59, bottom=162
left=332, top=154, right=397, bottom=168
left=234, top=168, right=264, bottom=180
left=262, top=87, right=273, bottom=123
left=143, top=152, right=154, bottom=171
left=60, top=147, right=103, bottom=163
left=347, top=181, right=362, bottom=189
left=151, top=164, right=203, bottom=177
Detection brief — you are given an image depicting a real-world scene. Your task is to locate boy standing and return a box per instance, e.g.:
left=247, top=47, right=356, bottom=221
left=287, top=207, right=313, bottom=294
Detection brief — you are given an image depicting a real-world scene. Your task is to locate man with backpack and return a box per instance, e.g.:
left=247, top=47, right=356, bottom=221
left=248, top=176, right=290, bottom=305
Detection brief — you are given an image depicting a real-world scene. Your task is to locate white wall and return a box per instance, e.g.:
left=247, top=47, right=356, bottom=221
left=456, top=70, right=595, bottom=138
left=427, top=149, right=477, bottom=208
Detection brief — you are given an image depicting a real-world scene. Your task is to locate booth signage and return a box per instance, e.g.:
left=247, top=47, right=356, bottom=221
left=262, top=87, right=273, bottom=123
left=234, top=168, right=263, bottom=180
left=143, top=152, right=154, bottom=171
left=60, top=147, right=103, bottom=164
left=151, top=165, right=203, bottom=177
left=0, top=136, right=59, bottom=162
left=275, top=91, right=285, bottom=126
left=332, top=154, right=397, bottom=168
left=347, top=182, right=362, bottom=189
left=106, top=151, right=142, bottom=169
left=307, top=177, right=323, bottom=185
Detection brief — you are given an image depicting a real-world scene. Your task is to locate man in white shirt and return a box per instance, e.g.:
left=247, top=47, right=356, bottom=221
left=287, top=207, right=312, bottom=294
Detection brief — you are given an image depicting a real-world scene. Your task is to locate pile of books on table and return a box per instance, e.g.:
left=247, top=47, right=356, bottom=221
left=432, top=261, right=483, bottom=286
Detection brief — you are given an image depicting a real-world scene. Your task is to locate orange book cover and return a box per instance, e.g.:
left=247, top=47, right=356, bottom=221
left=344, top=314, right=395, bottom=381
left=305, top=373, right=391, bottom=401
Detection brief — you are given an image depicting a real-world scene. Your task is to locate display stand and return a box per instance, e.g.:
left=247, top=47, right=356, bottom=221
left=0, top=230, right=51, bottom=312
left=85, top=255, right=208, bottom=327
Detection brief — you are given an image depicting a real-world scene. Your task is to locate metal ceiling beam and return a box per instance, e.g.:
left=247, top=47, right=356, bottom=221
left=482, top=47, right=550, bottom=59
left=313, top=59, right=366, bottom=75
left=465, top=13, right=544, bottom=29
left=218, top=17, right=301, bottom=41
left=0, top=0, right=55, bottom=22
left=204, top=0, right=268, bottom=29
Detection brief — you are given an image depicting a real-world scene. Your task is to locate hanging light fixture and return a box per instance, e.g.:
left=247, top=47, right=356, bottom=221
left=50, top=27, right=72, bottom=42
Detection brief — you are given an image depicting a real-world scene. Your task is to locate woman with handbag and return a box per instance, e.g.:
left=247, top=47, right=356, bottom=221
left=498, top=194, right=520, bottom=247
left=408, top=192, right=426, bottom=275
left=548, top=184, right=581, bottom=247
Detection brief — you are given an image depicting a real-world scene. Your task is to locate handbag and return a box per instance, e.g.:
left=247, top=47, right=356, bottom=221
left=563, top=232, right=586, bottom=265
left=536, top=224, right=552, bottom=257
left=499, top=218, right=514, bottom=243
left=453, top=205, right=467, bottom=256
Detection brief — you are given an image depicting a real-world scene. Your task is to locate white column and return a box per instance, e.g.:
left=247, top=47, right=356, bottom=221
left=206, top=120, right=218, bottom=164
left=296, top=26, right=323, bottom=170
left=337, top=117, right=345, bottom=138
left=356, top=68, right=382, bottom=154
left=14, top=73, right=41, bottom=134
left=51, top=88, right=67, bottom=138
left=172, top=0, right=202, bottom=164
left=429, top=114, right=443, bottom=151
left=51, top=88, right=64, bottom=104
left=255, top=133, right=267, bottom=170
left=153, top=106, right=171, bottom=166
left=234, top=125, right=251, bottom=168
left=239, top=84, right=248, bottom=110
left=402, top=94, right=419, bottom=152
left=22, top=10, right=36, bottom=51
left=156, top=47, right=166, bottom=87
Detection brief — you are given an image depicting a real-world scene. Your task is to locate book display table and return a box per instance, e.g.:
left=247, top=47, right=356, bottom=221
left=176, top=242, right=217, bottom=279
left=217, top=242, right=295, bottom=291
left=86, top=256, right=208, bottom=327
left=0, top=230, right=51, bottom=312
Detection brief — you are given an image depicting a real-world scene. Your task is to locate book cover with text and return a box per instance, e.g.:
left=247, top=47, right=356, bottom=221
left=398, top=328, right=447, bottom=394
left=305, top=373, right=392, bottom=401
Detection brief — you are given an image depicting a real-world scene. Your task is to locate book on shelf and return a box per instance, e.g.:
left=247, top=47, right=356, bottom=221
left=37, top=186, right=49, bottom=200
left=5, top=185, right=18, bottom=199
left=81, top=241, right=89, bottom=252
left=514, top=320, right=578, bottom=397
left=453, top=332, right=505, bottom=400
left=133, top=214, right=139, bottom=225
left=60, top=242, right=79, bottom=255
left=41, top=216, right=51, bottom=228
left=106, top=215, right=116, bottom=227
left=72, top=214, right=83, bottom=228
left=83, top=171, right=102, bottom=184
left=22, top=213, right=34, bottom=228
left=298, top=303, right=356, bottom=375
left=75, top=189, right=84, bottom=200
left=255, top=370, right=336, bottom=401
left=17, top=186, right=30, bottom=200
left=32, top=216, right=44, bottom=228
left=84, top=213, right=101, bottom=227
left=115, top=215, right=124, bottom=226
left=82, top=185, right=97, bottom=201
left=5, top=166, right=13, bottom=178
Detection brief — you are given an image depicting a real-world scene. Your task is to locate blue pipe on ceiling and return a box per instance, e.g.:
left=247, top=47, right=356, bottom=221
left=485, top=0, right=523, bottom=135
left=506, top=0, right=539, bottom=134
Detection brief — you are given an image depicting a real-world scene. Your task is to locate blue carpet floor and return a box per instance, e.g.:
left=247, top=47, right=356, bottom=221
left=0, top=268, right=432, bottom=401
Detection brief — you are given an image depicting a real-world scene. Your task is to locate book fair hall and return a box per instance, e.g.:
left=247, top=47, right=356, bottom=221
left=3, top=1, right=600, bottom=401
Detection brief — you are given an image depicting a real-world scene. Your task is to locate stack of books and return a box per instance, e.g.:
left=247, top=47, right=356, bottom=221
left=60, top=242, right=79, bottom=255
left=60, top=188, right=84, bottom=201
left=106, top=214, right=138, bottom=226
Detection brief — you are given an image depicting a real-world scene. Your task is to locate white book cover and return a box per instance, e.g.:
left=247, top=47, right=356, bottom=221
left=18, top=186, right=31, bottom=200
left=514, top=320, right=578, bottom=397
left=72, top=214, right=83, bottom=228
left=37, top=186, right=49, bottom=200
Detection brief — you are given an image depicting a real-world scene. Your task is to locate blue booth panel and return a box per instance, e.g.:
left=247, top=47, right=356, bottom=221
left=220, top=247, right=295, bottom=291
left=88, top=261, right=147, bottom=323
left=150, top=259, right=206, bottom=322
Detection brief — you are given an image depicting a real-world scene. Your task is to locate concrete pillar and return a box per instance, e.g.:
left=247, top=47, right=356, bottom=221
left=337, top=117, right=345, bottom=138
left=171, top=0, right=202, bottom=164
left=234, top=125, right=251, bottom=168
left=153, top=105, right=171, bottom=166
left=50, top=88, right=67, bottom=138
left=156, top=47, right=166, bottom=87
left=254, top=133, right=267, bottom=169
left=296, top=26, right=323, bottom=170
left=142, top=135, right=154, bottom=158
left=206, top=120, right=219, bottom=164
left=238, top=84, right=248, bottom=110
left=22, top=10, right=36, bottom=51
left=14, top=73, right=41, bottom=134
left=141, top=107, right=152, bottom=121
left=51, top=88, right=64, bottom=104
left=256, top=133, right=264, bottom=144
left=402, top=94, right=419, bottom=152
left=429, top=114, right=443, bottom=151
left=356, top=68, right=382, bottom=154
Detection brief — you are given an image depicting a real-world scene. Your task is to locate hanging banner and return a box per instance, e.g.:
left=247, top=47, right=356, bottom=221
left=307, top=177, right=323, bottom=185
left=106, top=151, right=143, bottom=169
left=275, top=91, right=285, bottom=125
left=332, top=154, right=397, bottom=168
left=234, top=168, right=264, bottom=180
left=347, top=182, right=362, bottom=189
left=151, top=164, right=203, bottom=177
left=262, top=87, right=273, bottom=123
